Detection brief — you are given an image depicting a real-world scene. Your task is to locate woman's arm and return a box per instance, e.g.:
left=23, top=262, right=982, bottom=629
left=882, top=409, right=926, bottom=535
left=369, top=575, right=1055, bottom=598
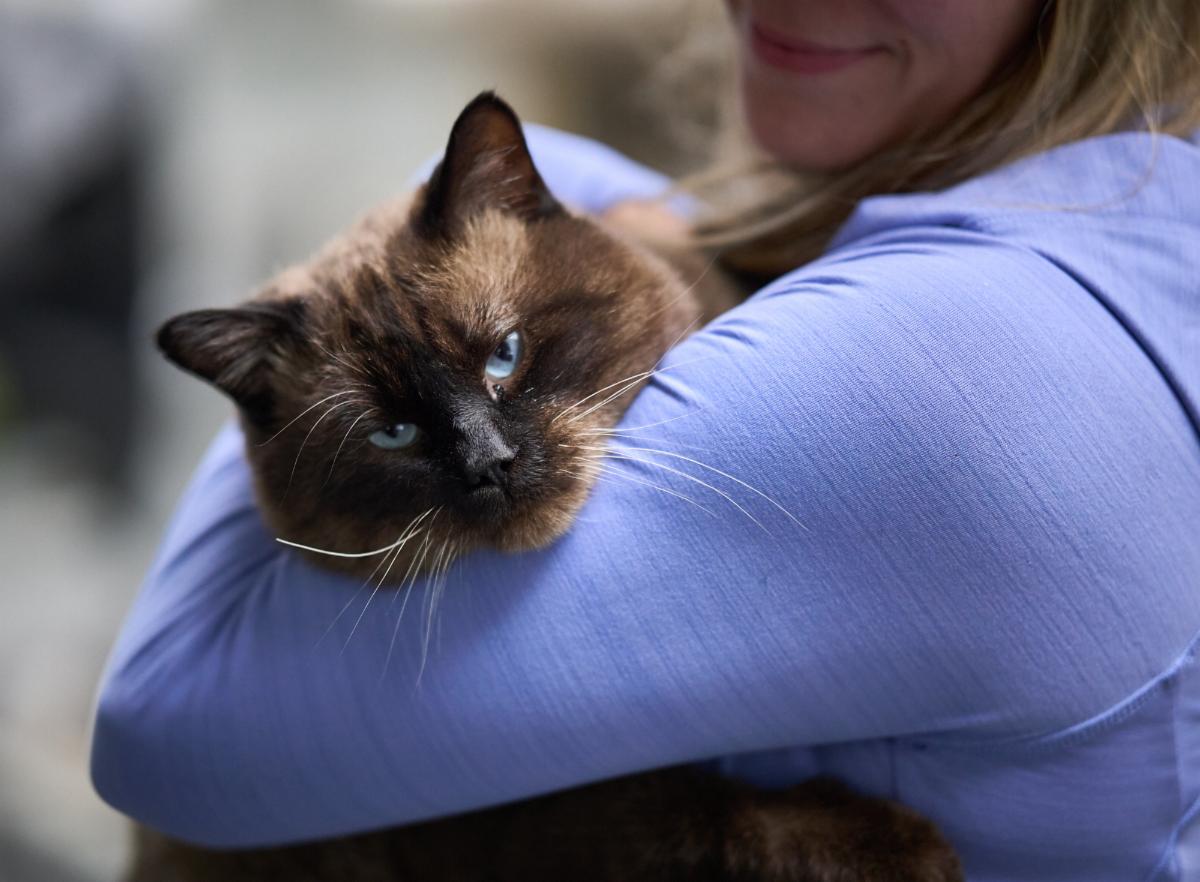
left=91, top=134, right=1200, bottom=848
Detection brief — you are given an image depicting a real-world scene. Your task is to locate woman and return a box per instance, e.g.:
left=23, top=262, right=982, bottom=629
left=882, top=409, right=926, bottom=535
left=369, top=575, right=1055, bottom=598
left=92, top=1, right=1200, bottom=879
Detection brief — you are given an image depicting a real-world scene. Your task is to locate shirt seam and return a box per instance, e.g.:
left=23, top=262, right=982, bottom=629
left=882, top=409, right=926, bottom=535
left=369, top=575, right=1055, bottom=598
left=920, top=629, right=1200, bottom=756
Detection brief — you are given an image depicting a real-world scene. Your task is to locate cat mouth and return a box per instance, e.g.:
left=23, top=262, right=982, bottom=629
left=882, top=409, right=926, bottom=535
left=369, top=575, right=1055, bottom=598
left=458, top=482, right=514, bottom=522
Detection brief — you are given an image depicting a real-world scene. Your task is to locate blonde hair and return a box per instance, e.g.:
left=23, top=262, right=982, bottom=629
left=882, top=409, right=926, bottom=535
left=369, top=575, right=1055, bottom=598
left=672, top=0, right=1200, bottom=277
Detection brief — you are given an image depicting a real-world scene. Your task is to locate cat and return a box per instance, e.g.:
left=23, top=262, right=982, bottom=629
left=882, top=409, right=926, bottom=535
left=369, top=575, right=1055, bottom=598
left=143, top=92, right=963, bottom=882
left=155, top=92, right=726, bottom=586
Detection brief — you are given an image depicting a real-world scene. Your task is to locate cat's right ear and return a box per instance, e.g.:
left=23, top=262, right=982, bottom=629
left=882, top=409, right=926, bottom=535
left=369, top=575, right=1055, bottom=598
left=156, top=299, right=307, bottom=418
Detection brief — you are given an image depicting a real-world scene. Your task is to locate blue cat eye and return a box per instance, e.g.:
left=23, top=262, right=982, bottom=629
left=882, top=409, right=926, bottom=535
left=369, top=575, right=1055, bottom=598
left=368, top=423, right=419, bottom=450
left=485, top=330, right=522, bottom=380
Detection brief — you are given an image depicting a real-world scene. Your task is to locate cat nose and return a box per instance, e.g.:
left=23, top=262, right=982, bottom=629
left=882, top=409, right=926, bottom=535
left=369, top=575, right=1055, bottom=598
left=461, top=446, right=516, bottom=490
left=452, top=407, right=516, bottom=491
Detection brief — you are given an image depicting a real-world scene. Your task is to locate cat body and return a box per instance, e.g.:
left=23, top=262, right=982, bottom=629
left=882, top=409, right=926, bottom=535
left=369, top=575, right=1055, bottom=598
left=131, top=769, right=959, bottom=882
left=146, top=93, right=962, bottom=882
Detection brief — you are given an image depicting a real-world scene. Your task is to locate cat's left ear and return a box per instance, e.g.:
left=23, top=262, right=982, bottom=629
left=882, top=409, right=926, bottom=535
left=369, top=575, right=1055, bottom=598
left=417, top=91, right=562, bottom=237
left=155, top=299, right=308, bottom=420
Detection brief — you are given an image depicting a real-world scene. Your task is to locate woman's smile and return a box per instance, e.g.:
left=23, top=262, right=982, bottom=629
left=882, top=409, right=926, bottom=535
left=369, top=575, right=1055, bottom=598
left=749, top=19, right=887, bottom=75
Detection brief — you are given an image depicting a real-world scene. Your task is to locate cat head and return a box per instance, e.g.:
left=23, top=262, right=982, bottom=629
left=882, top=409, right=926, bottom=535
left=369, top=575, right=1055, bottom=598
left=157, top=92, right=698, bottom=580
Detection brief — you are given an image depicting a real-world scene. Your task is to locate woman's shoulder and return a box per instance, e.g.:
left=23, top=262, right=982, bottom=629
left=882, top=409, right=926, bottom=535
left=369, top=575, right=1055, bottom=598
left=822, top=128, right=1200, bottom=470
left=726, top=191, right=1200, bottom=730
left=834, top=128, right=1200, bottom=247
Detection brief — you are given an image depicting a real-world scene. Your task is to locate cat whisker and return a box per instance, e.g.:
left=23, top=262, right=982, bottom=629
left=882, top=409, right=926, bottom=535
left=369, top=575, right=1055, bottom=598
left=405, top=528, right=442, bottom=687
left=658, top=311, right=703, bottom=362
left=324, top=407, right=377, bottom=488
left=603, top=444, right=806, bottom=531
left=550, top=370, right=656, bottom=425
left=573, top=444, right=772, bottom=535
left=383, top=572, right=419, bottom=681
left=421, top=537, right=451, bottom=627
left=640, top=250, right=722, bottom=325
left=632, top=281, right=711, bottom=384
left=283, top=399, right=359, bottom=500
left=417, top=535, right=456, bottom=684
left=341, top=546, right=402, bottom=655
left=382, top=508, right=444, bottom=680
left=579, top=427, right=716, bottom=455
left=314, top=538, right=402, bottom=649
left=552, top=355, right=718, bottom=426
left=278, top=507, right=435, bottom=559
left=433, top=540, right=459, bottom=655
left=583, top=461, right=718, bottom=517
left=429, top=542, right=451, bottom=657
left=337, top=510, right=435, bottom=653
left=583, top=411, right=699, bottom=434
left=387, top=508, right=443, bottom=614
left=562, top=373, right=655, bottom=426
left=314, top=341, right=370, bottom=379
left=257, top=390, right=359, bottom=448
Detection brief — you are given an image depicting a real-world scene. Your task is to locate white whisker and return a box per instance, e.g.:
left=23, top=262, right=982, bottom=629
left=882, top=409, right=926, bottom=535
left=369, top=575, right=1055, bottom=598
left=335, top=510, right=434, bottom=653
left=580, top=427, right=715, bottom=455
left=658, top=311, right=702, bottom=361
left=586, top=461, right=718, bottom=516
left=563, top=373, right=654, bottom=426
left=314, top=540, right=398, bottom=649
left=382, top=508, right=443, bottom=679
left=554, top=355, right=718, bottom=426
left=341, top=547, right=399, bottom=654
left=257, top=390, right=358, bottom=447
left=314, top=341, right=369, bottom=379
left=283, top=399, right=357, bottom=498
left=603, top=444, right=805, bottom=530
left=277, top=507, right=434, bottom=558
left=324, top=408, right=376, bottom=486
left=577, top=445, right=771, bottom=535
left=434, top=540, right=459, bottom=654
left=588, top=411, right=699, bottom=433
left=641, top=251, right=721, bottom=325
left=406, top=529, right=441, bottom=686
left=550, top=370, right=654, bottom=425
left=418, top=536, right=455, bottom=681
left=387, top=508, right=442, bottom=613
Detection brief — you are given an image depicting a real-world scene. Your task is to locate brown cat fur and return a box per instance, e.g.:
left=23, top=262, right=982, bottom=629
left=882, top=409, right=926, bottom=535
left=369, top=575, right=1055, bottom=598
left=144, top=93, right=962, bottom=882
left=158, top=95, right=724, bottom=582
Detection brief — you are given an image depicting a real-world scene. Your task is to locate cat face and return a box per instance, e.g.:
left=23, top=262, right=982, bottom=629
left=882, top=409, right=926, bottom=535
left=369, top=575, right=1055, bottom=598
left=158, top=93, right=699, bottom=581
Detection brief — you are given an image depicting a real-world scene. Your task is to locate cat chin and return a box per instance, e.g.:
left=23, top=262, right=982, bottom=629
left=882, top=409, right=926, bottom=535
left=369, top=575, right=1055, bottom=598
left=263, top=478, right=593, bottom=587
left=449, top=474, right=598, bottom=561
left=487, top=479, right=594, bottom=554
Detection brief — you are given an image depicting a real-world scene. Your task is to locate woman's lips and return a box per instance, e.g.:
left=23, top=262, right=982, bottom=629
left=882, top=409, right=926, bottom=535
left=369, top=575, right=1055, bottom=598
left=749, top=21, right=884, bottom=75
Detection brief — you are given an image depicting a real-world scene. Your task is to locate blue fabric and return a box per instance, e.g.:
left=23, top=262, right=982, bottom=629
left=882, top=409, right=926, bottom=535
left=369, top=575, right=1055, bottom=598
left=91, top=125, right=1200, bottom=881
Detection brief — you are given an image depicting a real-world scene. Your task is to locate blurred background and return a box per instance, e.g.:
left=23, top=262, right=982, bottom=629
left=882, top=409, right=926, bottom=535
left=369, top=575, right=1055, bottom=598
left=0, top=1, right=710, bottom=878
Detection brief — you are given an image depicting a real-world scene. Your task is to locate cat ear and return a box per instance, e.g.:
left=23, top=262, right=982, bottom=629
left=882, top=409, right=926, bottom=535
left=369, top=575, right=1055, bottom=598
left=156, top=299, right=307, bottom=417
left=417, top=91, right=562, bottom=236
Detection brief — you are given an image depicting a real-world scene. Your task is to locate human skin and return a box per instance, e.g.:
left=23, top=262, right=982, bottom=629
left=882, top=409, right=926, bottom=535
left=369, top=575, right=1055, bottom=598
left=606, top=0, right=1043, bottom=234
left=726, top=0, right=1044, bottom=170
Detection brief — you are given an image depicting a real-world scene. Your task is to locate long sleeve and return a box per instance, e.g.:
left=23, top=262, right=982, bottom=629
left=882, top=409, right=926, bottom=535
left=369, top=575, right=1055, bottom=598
left=91, top=129, right=1200, bottom=862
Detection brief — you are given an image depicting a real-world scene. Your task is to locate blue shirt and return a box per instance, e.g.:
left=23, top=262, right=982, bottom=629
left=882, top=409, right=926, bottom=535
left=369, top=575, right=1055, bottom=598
left=91, top=125, right=1200, bottom=881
